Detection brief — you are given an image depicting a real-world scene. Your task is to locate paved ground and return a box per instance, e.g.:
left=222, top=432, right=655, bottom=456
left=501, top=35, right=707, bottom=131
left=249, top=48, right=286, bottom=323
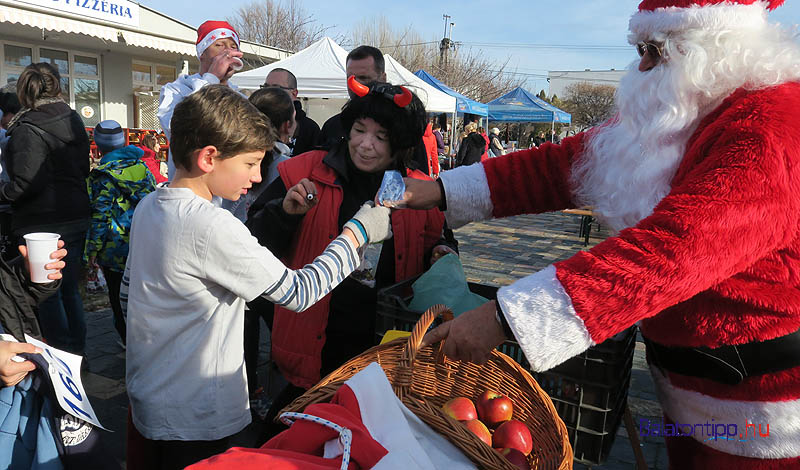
left=81, top=211, right=669, bottom=469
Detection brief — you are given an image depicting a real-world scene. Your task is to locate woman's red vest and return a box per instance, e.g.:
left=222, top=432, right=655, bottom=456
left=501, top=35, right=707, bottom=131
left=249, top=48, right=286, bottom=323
left=272, top=150, right=445, bottom=389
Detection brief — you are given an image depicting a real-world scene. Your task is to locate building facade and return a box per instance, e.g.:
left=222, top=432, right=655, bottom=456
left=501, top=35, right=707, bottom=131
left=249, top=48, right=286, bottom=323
left=0, top=0, right=288, bottom=130
left=547, top=69, right=626, bottom=99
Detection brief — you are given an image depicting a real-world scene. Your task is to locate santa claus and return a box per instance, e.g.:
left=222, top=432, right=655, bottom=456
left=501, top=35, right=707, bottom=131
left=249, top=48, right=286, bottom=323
left=402, top=1, right=800, bottom=468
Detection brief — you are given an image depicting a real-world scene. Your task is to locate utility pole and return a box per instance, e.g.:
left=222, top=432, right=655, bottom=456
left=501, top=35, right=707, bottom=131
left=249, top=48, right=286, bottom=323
left=440, top=14, right=452, bottom=67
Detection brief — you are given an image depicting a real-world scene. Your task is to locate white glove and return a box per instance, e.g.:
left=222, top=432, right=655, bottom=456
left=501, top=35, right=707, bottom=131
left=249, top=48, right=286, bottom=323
left=344, top=202, right=392, bottom=246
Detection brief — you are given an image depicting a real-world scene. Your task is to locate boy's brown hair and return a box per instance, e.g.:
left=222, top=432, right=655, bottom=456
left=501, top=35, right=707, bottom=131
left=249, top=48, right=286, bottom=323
left=169, top=85, right=275, bottom=171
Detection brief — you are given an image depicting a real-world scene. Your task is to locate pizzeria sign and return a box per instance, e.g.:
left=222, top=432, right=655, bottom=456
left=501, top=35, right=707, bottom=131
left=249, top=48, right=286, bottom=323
left=16, top=0, right=140, bottom=27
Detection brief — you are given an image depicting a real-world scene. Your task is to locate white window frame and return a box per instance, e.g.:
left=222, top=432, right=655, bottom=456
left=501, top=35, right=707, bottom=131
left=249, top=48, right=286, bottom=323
left=0, top=40, right=102, bottom=120
left=132, top=60, right=176, bottom=93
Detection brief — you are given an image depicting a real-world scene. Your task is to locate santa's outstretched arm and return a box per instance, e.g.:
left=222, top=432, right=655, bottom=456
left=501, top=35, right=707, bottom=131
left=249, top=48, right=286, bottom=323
left=497, top=123, right=800, bottom=372
left=437, top=134, right=586, bottom=227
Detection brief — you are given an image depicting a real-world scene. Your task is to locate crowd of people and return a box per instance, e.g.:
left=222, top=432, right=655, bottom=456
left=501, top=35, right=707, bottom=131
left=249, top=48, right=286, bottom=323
left=1, top=0, right=800, bottom=468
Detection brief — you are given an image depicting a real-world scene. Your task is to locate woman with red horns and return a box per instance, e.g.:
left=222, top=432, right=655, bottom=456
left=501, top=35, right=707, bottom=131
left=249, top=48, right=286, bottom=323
left=246, top=78, right=458, bottom=440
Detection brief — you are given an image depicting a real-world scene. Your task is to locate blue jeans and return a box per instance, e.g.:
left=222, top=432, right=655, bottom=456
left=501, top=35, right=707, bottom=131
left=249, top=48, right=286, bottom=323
left=37, top=232, right=87, bottom=354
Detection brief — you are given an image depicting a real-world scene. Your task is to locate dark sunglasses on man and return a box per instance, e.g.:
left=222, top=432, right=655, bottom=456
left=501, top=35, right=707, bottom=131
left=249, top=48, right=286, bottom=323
left=636, top=41, right=665, bottom=59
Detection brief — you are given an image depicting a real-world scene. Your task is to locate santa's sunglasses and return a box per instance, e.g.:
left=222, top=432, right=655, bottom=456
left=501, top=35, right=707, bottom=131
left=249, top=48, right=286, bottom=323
left=636, top=41, right=664, bottom=59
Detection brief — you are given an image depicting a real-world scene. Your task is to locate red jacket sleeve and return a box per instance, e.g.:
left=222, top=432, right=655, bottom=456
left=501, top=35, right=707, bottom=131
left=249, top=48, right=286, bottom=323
left=483, top=133, right=587, bottom=217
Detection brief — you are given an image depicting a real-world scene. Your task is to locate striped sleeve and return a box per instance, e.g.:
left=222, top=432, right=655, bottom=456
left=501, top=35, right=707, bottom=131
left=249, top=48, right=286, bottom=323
left=260, top=235, right=359, bottom=312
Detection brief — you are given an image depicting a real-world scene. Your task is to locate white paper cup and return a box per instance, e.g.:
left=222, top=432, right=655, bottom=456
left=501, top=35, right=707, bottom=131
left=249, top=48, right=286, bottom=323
left=230, top=56, right=244, bottom=71
left=23, top=232, right=60, bottom=283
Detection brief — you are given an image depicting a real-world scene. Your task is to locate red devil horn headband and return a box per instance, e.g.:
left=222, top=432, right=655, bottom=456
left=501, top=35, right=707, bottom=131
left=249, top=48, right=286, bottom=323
left=347, top=75, right=413, bottom=108
left=348, top=75, right=370, bottom=97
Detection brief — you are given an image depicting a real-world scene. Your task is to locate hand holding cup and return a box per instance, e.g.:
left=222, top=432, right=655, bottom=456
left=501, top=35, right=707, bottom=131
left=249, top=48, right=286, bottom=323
left=20, top=235, right=66, bottom=283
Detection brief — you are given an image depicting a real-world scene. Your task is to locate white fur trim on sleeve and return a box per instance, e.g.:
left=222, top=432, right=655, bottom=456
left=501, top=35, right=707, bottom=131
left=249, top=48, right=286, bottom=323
left=629, top=2, right=769, bottom=39
left=496, top=265, right=595, bottom=372
left=439, top=163, right=494, bottom=229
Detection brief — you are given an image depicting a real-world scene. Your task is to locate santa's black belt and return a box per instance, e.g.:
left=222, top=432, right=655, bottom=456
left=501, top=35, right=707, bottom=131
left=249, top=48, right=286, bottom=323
left=643, top=328, right=800, bottom=385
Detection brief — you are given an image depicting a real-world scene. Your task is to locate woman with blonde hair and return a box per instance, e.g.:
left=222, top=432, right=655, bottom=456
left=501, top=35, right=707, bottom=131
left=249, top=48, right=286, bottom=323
left=137, top=134, right=167, bottom=184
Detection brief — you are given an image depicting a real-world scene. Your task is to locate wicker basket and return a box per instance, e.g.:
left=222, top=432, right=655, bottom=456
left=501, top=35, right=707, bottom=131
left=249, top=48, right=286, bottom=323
left=280, top=305, right=573, bottom=470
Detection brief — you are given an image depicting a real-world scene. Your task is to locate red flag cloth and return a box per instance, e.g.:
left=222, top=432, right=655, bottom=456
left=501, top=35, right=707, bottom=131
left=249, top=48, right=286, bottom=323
left=187, top=385, right=387, bottom=470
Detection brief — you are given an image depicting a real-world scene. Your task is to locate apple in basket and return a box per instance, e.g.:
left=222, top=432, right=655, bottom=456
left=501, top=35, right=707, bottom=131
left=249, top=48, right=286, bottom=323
left=442, top=397, right=478, bottom=421
left=463, top=419, right=493, bottom=447
left=493, top=420, right=533, bottom=456
left=496, top=448, right=530, bottom=470
left=476, top=390, right=513, bottom=428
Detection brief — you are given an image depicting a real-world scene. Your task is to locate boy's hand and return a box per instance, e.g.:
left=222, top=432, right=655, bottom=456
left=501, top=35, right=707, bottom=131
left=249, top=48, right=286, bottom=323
left=283, top=178, right=318, bottom=215
left=209, top=48, right=244, bottom=83
left=18, top=240, right=67, bottom=281
left=344, top=202, right=392, bottom=246
left=0, top=340, right=42, bottom=387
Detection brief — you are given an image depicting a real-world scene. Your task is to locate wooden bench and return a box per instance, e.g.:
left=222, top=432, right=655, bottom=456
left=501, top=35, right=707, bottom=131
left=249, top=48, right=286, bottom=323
left=561, top=207, right=596, bottom=246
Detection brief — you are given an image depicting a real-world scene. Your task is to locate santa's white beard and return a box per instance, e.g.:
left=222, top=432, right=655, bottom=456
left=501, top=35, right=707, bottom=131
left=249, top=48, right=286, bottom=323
left=571, top=23, right=800, bottom=233
left=571, top=63, right=710, bottom=233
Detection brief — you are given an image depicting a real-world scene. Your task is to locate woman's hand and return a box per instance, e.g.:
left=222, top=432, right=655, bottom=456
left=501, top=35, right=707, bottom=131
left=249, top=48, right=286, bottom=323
left=430, top=245, right=457, bottom=265
left=0, top=340, right=42, bottom=387
left=18, top=240, right=67, bottom=281
left=283, top=178, right=318, bottom=215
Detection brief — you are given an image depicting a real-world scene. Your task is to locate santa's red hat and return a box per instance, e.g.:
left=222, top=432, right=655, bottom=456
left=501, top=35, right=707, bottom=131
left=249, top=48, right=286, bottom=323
left=630, top=0, right=784, bottom=37
left=196, top=20, right=240, bottom=59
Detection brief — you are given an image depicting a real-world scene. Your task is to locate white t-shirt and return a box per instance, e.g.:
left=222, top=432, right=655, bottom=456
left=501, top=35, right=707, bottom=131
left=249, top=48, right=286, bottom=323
left=125, top=187, right=358, bottom=440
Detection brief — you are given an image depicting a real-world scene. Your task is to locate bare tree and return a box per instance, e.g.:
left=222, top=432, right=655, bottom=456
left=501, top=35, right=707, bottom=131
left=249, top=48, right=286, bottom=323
left=227, top=0, right=334, bottom=54
left=348, top=15, right=524, bottom=103
left=562, top=82, right=617, bottom=132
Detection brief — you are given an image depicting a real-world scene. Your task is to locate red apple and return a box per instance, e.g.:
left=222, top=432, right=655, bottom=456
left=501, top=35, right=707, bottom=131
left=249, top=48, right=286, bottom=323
left=497, top=448, right=530, bottom=470
left=476, top=390, right=513, bottom=428
left=463, top=419, right=492, bottom=447
left=442, top=397, right=478, bottom=421
left=493, top=420, right=533, bottom=456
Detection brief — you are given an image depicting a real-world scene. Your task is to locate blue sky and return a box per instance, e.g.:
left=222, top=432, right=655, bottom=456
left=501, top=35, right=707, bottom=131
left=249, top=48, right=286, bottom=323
left=140, top=0, right=800, bottom=94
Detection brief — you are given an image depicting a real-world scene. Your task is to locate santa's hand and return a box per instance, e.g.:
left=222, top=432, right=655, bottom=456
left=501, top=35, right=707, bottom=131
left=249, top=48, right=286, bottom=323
left=209, top=48, right=244, bottom=82
left=0, top=341, right=42, bottom=387
left=398, top=177, right=443, bottom=210
left=421, top=301, right=507, bottom=364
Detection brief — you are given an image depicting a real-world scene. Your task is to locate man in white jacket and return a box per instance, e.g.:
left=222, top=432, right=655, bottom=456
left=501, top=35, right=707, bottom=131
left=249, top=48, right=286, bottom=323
left=157, top=20, right=245, bottom=180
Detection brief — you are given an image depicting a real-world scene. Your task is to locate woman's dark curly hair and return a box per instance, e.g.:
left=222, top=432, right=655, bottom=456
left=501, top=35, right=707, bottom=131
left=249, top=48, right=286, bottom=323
left=341, top=82, right=426, bottom=166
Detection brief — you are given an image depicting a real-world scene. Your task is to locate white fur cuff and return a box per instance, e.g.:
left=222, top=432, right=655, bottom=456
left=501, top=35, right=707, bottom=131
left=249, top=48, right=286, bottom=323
left=629, top=2, right=769, bottom=39
left=439, top=163, right=494, bottom=229
left=496, top=265, right=595, bottom=372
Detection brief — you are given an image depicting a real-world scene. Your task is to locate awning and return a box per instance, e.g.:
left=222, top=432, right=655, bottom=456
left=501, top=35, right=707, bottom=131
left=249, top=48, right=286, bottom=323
left=0, top=4, right=196, bottom=56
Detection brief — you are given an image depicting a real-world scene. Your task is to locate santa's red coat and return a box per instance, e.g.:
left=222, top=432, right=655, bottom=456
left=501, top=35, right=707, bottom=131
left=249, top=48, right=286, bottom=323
left=440, top=82, right=800, bottom=467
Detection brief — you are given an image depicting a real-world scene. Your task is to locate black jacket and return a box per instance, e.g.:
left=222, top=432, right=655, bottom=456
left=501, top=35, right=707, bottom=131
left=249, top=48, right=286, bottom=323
left=0, top=253, right=59, bottom=341
left=290, top=101, right=321, bottom=157
left=1, top=102, right=90, bottom=235
left=455, top=133, right=486, bottom=167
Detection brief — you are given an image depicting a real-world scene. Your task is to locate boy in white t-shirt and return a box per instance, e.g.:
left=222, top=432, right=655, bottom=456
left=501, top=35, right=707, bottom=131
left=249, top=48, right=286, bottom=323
left=123, top=84, right=391, bottom=470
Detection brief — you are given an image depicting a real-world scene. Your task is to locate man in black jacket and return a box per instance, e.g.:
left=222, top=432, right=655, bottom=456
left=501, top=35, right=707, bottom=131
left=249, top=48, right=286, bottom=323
left=263, top=68, right=320, bottom=156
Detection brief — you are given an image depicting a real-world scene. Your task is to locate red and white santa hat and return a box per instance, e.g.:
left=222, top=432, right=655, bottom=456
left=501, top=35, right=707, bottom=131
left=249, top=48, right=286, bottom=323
left=629, top=0, right=784, bottom=38
left=196, top=20, right=240, bottom=59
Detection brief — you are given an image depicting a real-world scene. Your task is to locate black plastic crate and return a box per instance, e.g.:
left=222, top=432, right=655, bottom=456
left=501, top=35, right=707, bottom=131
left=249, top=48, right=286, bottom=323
left=376, top=275, right=634, bottom=466
left=567, top=396, right=628, bottom=466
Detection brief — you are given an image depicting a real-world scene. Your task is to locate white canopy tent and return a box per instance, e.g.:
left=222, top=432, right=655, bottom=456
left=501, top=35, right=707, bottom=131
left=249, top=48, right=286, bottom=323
left=383, top=54, right=455, bottom=114
left=230, top=37, right=456, bottom=114
left=230, top=37, right=349, bottom=98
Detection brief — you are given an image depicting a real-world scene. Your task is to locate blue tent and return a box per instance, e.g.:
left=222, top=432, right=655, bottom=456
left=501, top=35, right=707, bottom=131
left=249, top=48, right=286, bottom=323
left=488, top=87, right=571, bottom=124
left=414, top=70, right=488, bottom=116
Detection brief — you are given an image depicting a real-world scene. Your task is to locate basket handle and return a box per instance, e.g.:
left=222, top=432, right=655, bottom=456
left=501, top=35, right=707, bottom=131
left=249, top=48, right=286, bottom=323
left=406, top=304, right=454, bottom=364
